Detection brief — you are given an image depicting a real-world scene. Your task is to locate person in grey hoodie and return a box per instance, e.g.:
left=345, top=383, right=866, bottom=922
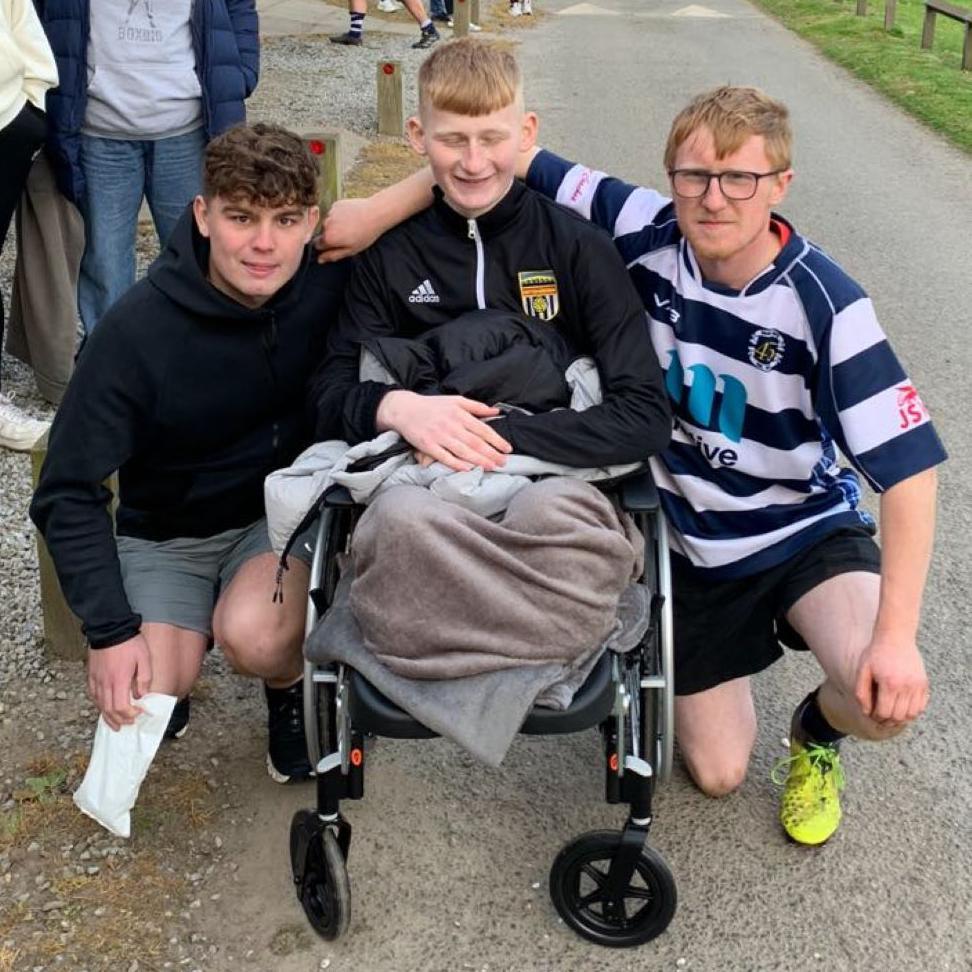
left=37, top=0, right=259, bottom=334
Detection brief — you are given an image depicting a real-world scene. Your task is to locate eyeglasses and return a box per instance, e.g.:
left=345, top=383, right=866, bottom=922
left=668, top=168, right=785, bottom=201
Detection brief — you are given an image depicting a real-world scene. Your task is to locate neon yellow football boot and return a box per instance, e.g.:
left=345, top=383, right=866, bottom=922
left=772, top=737, right=845, bottom=845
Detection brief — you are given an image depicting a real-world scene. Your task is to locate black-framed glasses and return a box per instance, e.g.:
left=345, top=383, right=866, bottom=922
left=668, top=168, right=785, bottom=201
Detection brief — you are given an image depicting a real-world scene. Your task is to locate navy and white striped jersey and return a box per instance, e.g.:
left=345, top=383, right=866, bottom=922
left=528, top=150, right=947, bottom=578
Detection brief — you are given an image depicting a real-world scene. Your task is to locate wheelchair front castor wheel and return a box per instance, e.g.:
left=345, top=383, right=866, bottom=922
left=549, top=829, right=676, bottom=947
left=290, top=810, right=351, bottom=940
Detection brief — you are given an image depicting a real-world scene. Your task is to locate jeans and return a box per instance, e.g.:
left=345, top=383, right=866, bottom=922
left=78, top=127, right=206, bottom=334
left=429, top=0, right=452, bottom=15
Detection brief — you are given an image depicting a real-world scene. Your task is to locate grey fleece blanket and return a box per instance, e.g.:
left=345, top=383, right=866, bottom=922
left=306, top=478, right=651, bottom=765
left=351, top=480, right=640, bottom=678
left=306, top=573, right=652, bottom=767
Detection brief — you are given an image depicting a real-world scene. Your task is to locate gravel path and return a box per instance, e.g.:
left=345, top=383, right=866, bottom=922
left=0, top=32, right=428, bottom=686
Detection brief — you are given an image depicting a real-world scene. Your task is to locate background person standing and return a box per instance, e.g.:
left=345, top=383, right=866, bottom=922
left=37, top=0, right=259, bottom=335
left=0, top=0, right=57, bottom=451
left=331, top=0, right=440, bottom=48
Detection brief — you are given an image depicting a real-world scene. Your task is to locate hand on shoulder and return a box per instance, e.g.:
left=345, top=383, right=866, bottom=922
left=315, top=198, right=383, bottom=263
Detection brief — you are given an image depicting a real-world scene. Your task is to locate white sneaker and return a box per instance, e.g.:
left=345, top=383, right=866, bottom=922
left=522, top=0, right=532, bottom=12
left=0, top=392, right=51, bottom=452
left=469, top=21, right=482, bottom=30
left=509, top=1, right=522, bottom=15
left=377, top=0, right=402, bottom=11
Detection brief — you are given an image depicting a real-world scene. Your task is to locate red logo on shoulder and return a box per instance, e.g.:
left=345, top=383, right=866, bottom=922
left=570, top=169, right=592, bottom=203
left=897, top=384, right=929, bottom=430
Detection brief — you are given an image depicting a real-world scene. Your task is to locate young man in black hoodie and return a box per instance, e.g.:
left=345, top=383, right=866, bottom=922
left=31, top=123, right=349, bottom=782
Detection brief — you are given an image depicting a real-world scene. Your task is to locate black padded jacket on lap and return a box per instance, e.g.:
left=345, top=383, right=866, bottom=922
left=29, top=208, right=349, bottom=649
left=309, top=181, right=672, bottom=470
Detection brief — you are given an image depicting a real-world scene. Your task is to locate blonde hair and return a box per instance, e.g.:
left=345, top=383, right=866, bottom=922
left=663, top=86, right=793, bottom=171
left=418, top=38, right=523, bottom=117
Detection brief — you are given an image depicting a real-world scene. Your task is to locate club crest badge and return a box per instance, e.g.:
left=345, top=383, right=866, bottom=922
left=518, top=270, right=559, bottom=322
left=748, top=327, right=785, bottom=372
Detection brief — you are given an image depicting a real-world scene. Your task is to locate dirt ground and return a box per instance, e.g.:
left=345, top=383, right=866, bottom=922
left=0, top=659, right=301, bottom=972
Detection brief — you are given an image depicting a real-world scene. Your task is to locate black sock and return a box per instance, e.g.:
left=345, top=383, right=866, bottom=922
left=795, top=689, right=845, bottom=746
left=349, top=11, right=365, bottom=36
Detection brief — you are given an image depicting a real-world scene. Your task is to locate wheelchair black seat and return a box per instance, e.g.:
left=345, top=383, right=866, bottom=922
left=347, top=651, right=616, bottom=739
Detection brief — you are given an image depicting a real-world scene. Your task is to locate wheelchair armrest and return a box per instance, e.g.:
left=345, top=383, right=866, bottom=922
left=617, top=468, right=660, bottom=513
left=322, top=484, right=358, bottom=508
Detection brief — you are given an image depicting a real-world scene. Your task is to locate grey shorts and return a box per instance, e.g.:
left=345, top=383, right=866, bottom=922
left=116, top=517, right=315, bottom=639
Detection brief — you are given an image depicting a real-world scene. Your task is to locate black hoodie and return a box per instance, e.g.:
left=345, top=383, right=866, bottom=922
left=29, top=209, right=349, bottom=649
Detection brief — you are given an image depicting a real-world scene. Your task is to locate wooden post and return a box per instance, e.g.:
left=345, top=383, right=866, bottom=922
left=470, top=0, right=481, bottom=24
left=856, top=0, right=867, bottom=14
left=30, top=431, right=88, bottom=662
left=376, top=60, right=404, bottom=136
left=921, top=6, right=936, bottom=48
left=304, top=132, right=343, bottom=215
left=884, top=0, right=896, bottom=29
left=454, top=0, right=470, bottom=37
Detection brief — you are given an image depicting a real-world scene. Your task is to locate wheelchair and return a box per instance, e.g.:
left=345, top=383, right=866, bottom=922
left=288, top=469, right=677, bottom=948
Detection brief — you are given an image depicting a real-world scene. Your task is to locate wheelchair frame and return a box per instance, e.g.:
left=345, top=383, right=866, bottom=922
left=289, top=474, right=677, bottom=948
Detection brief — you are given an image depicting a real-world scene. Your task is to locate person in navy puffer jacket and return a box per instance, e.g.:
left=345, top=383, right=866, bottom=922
left=36, top=0, right=259, bottom=335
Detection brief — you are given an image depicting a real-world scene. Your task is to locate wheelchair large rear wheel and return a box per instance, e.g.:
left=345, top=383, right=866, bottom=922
left=290, top=810, right=351, bottom=940
left=549, top=830, right=676, bottom=948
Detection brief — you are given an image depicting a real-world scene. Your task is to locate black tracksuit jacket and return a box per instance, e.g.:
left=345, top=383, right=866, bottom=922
left=310, top=182, right=672, bottom=467
left=29, top=210, right=349, bottom=649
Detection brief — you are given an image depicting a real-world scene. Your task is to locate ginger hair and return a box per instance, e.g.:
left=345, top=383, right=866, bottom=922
left=664, top=86, right=793, bottom=171
left=418, top=38, right=523, bottom=117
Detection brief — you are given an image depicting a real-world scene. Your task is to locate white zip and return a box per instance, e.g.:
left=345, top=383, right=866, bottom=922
left=467, top=218, right=486, bottom=309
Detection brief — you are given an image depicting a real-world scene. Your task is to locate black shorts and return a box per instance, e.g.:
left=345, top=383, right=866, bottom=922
left=672, top=527, right=881, bottom=696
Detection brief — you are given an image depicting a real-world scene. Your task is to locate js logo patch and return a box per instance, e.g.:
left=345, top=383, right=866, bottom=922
left=518, top=270, right=559, bottom=322
left=748, top=328, right=785, bottom=372
left=897, top=384, right=929, bottom=430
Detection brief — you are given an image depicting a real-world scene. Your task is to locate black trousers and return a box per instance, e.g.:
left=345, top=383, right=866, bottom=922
left=0, top=101, right=47, bottom=390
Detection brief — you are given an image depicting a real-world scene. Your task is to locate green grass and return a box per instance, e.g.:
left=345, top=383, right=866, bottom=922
left=750, top=0, right=972, bottom=153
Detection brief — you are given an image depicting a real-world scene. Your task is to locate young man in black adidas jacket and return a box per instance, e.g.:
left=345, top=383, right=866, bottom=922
left=30, top=124, right=348, bottom=782
left=311, top=40, right=670, bottom=469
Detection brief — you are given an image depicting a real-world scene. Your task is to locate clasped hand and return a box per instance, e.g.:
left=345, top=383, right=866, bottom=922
left=377, top=390, right=512, bottom=472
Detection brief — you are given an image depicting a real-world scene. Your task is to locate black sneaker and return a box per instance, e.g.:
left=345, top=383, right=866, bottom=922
left=431, top=12, right=450, bottom=22
left=164, top=696, right=190, bottom=740
left=412, top=26, right=440, bottom=48
left=330, top=30, right=362, bottom=45
left=265, top=681, right=313, bottom=783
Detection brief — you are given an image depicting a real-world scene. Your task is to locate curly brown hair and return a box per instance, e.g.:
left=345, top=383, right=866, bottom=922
left=203, top=123, right=319, bottom=208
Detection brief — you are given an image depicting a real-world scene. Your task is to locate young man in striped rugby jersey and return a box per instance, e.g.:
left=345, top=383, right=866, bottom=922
left=316, top=85, right=947, bottom=845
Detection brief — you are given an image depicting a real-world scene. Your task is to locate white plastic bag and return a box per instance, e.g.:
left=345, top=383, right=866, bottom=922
left=73, top=693, right=177, bottom=838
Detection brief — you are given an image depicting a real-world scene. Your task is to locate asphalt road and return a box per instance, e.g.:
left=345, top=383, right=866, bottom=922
left=249, top=3, right=972, bottom=970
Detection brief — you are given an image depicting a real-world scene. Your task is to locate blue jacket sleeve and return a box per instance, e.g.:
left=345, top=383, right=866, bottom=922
left=227, top=0, right=259, bottom=96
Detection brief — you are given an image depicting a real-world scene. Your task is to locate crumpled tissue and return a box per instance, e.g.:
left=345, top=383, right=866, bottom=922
left=73, top=693, right=177, bottom=838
